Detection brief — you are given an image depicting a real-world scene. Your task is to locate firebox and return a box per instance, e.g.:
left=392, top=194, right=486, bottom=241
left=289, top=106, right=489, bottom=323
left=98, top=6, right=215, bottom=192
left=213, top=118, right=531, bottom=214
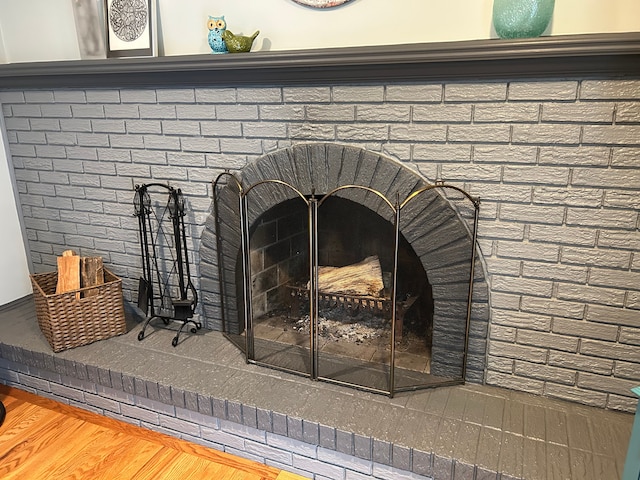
left=208, top=144, right=480, bottom=396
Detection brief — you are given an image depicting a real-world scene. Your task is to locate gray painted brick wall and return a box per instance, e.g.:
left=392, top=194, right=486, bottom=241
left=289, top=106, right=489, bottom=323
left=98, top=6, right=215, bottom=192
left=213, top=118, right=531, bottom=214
left=1, top=77, right=639, bottom=413
left=0, top=358, right=436, bottom=480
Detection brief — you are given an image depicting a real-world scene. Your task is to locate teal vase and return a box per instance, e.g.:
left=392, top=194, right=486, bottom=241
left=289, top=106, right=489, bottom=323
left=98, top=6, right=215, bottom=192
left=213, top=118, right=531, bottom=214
left=493, top=0, right=555, bottom=39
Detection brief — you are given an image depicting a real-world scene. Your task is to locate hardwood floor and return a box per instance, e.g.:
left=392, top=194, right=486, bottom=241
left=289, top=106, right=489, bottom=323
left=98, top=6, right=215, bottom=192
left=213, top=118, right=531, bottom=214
left=0, top=385, right=306, bottom=479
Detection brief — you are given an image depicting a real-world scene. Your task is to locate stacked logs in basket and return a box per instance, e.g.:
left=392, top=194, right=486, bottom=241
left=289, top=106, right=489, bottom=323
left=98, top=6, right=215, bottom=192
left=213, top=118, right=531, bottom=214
left=56, top=250, right=104, bottom=298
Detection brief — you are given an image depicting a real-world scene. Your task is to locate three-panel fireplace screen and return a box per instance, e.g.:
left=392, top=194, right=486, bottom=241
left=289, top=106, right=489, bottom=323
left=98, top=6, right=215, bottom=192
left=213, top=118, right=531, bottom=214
left=213, top=170, right=479, bottom=397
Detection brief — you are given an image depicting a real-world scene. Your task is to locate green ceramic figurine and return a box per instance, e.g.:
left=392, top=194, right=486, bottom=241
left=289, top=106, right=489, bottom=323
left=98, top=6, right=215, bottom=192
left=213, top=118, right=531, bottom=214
left=222, top=29, right=260, bottom=53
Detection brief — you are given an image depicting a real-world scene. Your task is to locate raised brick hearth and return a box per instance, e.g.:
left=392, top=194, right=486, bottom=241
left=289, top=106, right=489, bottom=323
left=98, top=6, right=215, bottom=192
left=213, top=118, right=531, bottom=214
left=0, top=296, right=633, bottom=480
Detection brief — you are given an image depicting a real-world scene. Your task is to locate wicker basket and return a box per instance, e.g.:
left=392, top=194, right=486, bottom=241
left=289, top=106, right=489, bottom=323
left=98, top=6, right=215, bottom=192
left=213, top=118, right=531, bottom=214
left=30, top=268, right=127, bottom=353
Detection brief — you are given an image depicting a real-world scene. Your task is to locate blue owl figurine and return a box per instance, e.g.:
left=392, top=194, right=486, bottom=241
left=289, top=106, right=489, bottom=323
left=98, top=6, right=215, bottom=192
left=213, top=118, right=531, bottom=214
left=207, top=16, right=228, bottom=54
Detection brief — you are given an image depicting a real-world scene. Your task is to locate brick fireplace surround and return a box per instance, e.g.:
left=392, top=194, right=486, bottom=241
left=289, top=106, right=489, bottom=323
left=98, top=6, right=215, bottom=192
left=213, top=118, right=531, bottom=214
left=0, top=33, right=639, bottom=479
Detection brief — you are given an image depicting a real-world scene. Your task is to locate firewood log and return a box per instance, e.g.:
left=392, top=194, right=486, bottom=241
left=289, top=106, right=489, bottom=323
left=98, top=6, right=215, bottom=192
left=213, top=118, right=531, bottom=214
left=313, top=255, right=385, bottom=298
left=81, top=256, right=104, bottom=297
left=56, top=250, right=80, bottom=295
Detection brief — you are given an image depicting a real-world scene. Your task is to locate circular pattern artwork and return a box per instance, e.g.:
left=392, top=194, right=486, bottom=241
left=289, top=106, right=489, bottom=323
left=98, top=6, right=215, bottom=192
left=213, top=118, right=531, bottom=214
left=291, top=0, right=354, bottom=8
left=109, top=0, right=148, bottom=42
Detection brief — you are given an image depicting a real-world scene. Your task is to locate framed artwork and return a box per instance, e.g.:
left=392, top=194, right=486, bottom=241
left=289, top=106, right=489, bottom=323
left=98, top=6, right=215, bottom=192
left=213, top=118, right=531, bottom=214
left=104, top=0, right=157, bottom=58
left=291, top=0, right=354, bottom=7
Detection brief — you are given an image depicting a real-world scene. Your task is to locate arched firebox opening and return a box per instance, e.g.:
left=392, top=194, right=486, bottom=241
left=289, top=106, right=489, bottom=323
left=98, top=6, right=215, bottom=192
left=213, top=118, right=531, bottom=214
left=239, top=195, right=435, bottom=389
left=199, top=143, right=489, bottom=392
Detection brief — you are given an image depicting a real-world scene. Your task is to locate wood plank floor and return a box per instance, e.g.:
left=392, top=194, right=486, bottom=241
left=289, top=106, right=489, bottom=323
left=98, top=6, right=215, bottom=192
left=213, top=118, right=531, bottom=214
left=0, top=385, right=306, bottom=480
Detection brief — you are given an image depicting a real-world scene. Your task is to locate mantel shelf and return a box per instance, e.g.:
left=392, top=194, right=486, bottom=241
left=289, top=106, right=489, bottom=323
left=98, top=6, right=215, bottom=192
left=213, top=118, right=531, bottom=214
left=0, top=32, right=639, bottom=89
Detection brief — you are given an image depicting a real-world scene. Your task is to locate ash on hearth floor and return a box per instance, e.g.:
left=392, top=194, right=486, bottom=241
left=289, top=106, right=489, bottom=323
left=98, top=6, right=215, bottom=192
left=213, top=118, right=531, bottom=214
left=258, top=310, right=429, bottom=364
left=0, top=296, right=633, bottom=480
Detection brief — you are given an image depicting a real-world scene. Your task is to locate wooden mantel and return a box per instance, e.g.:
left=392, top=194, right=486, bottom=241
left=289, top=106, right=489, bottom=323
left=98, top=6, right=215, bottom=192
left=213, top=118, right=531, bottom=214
left=0, top=32, right=639, bottom=89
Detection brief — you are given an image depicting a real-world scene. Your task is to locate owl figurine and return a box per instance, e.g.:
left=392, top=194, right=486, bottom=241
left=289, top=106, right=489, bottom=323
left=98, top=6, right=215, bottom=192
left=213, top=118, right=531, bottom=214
left=207, top=16, right=228, bottom=54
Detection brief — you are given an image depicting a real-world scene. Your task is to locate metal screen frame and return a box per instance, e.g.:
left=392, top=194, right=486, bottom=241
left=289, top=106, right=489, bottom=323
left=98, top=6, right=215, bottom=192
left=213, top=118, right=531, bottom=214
left=213, top=172, right=480, bottom=397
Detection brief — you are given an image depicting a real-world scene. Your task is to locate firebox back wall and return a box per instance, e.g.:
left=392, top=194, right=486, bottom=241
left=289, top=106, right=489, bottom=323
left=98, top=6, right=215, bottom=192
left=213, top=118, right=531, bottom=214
left=1, top=78, right=639, bottom=412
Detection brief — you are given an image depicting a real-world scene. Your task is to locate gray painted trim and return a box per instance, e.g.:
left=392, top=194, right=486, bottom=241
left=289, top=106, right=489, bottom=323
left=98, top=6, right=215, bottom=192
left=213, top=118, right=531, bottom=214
left=0, top=33, right=639, bottom=89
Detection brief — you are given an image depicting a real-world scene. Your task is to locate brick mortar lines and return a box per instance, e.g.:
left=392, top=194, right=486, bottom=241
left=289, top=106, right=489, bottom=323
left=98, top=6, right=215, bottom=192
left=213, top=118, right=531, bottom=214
left=2, top=78, right=640, bottom=413
left=0, top=349, right=448, bottom=480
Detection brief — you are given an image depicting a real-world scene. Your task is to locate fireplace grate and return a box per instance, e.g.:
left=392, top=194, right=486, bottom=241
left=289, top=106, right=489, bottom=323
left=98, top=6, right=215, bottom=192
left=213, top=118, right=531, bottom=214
left=286, top=284, right=418, bottom=341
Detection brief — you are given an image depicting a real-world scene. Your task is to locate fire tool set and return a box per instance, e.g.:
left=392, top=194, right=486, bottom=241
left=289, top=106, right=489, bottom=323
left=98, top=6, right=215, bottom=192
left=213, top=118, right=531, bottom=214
left=133, top=183, right=200, bottom=346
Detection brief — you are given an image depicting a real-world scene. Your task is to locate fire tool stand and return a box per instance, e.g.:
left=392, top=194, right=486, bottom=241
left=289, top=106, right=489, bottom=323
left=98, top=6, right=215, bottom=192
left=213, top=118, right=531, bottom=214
left=133, top=183, right=200, bottom=347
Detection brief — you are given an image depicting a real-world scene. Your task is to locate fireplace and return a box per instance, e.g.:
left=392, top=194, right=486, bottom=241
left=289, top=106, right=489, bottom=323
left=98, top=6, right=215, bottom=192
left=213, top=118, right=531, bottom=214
left=202, top=143, right=484, bottom=395
left=2, top=32, right=637, bottom=412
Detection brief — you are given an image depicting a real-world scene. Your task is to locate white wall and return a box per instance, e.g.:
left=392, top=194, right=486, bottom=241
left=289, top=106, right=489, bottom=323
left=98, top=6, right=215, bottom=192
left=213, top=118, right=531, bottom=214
left=0, top=0, right=639, bottom=62
left=0, top=0, right=80, bottom=63
left=0, top=28, right=6, bottom=63
left=159, top=0, right=640, bottom=55
left=0, top=109, right=32, bottom=305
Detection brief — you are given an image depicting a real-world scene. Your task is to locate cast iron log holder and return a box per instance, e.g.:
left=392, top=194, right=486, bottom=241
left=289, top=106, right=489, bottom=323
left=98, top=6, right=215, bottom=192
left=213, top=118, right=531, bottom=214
left=286, top=285, right=418, bottom=341
left=133, top=183, right=200, bottom=346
